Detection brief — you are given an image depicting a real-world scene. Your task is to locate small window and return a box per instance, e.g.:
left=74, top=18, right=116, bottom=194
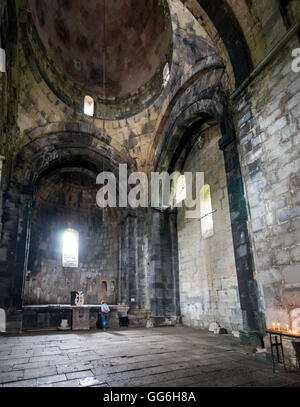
left=162, top=62, right=170, bottom=87
left=200, top=185, right=214, bottom=238
left=84, top=95, right=94, bottom=116
left=102, top=281, right=108, bottom=292
left=0, top=48, right=6, bottom=73
left=62, top=229, right=79, bottom=268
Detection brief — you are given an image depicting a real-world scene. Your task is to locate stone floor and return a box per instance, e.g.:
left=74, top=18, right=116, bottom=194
left=0, top=326, right=299, bottom=387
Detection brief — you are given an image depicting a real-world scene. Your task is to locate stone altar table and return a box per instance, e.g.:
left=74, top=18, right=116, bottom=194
left=22, top=304, right=129, bottom=331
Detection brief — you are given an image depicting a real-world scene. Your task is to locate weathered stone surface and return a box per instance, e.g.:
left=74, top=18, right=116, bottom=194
left=177, top=126, right=243, bottom=331
left=1, top=327, right=299, bottom=387
left=72, top=308, right=90, bottom=331
left=0, top=0, right=299, bottom=350
left=235, top=34, right=300, bottom=331
left=209, top=322, right=220, bottom=332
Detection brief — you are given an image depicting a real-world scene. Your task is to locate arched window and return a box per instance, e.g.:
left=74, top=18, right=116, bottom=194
left=0, top=48, right=6, bottom=73
left=62, top=229, right=79, bottom=268
left=200, top=184, right=214, bottom=238
left=102, top=281, right=107, bottom=292
left=162, top=62, right=170, bottom=87
left=84, top=95, right=94, bottom=116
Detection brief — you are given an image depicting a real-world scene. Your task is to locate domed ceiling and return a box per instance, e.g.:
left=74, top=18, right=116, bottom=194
left=28, top=0, right=172, bottom=99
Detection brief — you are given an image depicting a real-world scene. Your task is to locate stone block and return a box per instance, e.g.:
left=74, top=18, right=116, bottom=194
left=275, top=249, right=290, bottom=265
left=238, top=111, right=252, bottom=127
left=283, top=264, right=300, bottom=284
left=259, top=268, right=282, bottom=285
left=209, top=322, right=220, bottom=332
left=72, top=308, right=90, bottom=330
left=290, top=247, right=300, bottom=262
left=259, top=109, right=281, bottom=129
left=279, top=207, right=300, bottom=223
left=268, top=117, right=287, bottom=134
left=0, top=247, right=7, bottom=261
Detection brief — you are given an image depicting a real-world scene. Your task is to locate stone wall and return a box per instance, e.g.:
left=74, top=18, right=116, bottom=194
left=177, top=125, right=243, bottom=331
left=25, top=170, right=119, bottom=305
left=0, top=0, right=299, bottom=339
left=234, top=33, right=300, bottom=332
left=26, top=209, right=119, bottom=306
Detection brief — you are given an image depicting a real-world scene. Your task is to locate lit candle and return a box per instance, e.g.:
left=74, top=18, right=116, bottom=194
left=277, top=322, right=280, bottom=331
left=286, top=324, right=289, bottom=332
left=272, top=322, right=275, bottom=330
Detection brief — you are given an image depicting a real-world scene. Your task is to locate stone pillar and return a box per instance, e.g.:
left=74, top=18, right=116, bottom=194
left=147, top=208, right=179, bottom=327
left=0, top=308, right=6, bottom=332
left=119, top=211, right=151, bottom=327
left=0, top=182, right=33, bottom=311
left=219, top=117, right=265, bottom=346
left=119, top=213, right=133, bottom=306
left=119, top=208, right=179, bottom=328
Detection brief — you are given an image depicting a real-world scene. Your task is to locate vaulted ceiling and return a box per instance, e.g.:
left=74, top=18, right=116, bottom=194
left=28, top=0, right=172, bottom=98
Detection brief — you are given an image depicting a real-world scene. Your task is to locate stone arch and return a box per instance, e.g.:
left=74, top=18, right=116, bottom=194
left=9, top=124, right=136, bottom=191
left=149, top=64, right=228, bottom=171
left=153, top=86, right=265, bottom=342
left=1, top=126, right=133, bottom=308
left=155, top=95, right=226, bottom=172
left=17, top=122, right=135, bottom=167
left=180, top=0, right=253, bottom=87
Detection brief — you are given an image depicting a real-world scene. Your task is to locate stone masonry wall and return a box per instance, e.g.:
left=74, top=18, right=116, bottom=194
left=25, top=173, right=119, bottom=306
left=235, top=33, right=300, bottom=332
left=26, top=206, right=119, bottom=306
left=177, top=125, right=243, bottom=331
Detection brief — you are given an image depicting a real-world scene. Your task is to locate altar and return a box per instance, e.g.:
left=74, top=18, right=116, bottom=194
left=22, top=304, right=129, bottom=331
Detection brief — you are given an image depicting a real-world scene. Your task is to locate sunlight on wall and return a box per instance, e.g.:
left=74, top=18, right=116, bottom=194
left=200, top=184, right=214, bottom=238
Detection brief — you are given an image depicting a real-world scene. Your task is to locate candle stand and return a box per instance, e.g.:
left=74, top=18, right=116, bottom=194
left=266, top=329, right=300, bottom=373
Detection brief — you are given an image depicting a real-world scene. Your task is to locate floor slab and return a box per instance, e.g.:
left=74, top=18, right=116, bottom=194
left=0, top=326, right=299, bottom=387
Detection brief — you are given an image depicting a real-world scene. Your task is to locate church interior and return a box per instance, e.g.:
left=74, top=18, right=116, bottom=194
left=0, top=0, right=299, bottom=388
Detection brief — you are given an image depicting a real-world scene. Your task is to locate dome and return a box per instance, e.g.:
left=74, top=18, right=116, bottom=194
left=28, top=0, right=172, bottom=99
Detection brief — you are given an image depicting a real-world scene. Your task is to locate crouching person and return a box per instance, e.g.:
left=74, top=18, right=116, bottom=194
left=100, top=301, right=110, bottom=331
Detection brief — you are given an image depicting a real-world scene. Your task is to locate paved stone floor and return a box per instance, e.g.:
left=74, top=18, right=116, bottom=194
left=0, top=326, right=299, bottom=387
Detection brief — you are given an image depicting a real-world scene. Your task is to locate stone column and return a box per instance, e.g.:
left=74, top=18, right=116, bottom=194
left=0, top=181, right=33, bottom=310
left=147, top=208, right=179, bottom=326
left=219, top=116, right=265, bottom=346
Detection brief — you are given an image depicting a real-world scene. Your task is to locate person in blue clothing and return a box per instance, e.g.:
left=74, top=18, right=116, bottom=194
left=100, top=301, right=110, bottom=331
